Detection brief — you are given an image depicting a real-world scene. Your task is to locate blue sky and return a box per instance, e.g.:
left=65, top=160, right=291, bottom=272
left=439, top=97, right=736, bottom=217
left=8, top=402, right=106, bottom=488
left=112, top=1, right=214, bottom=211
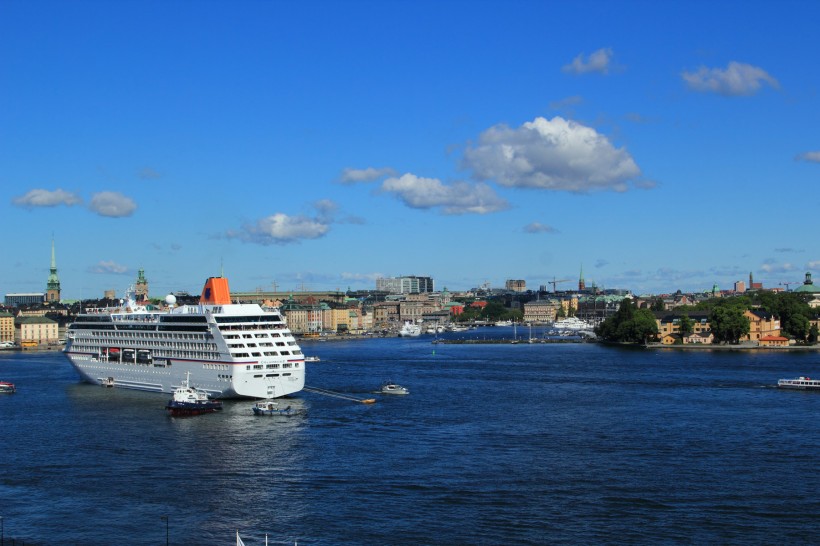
left=2, top=0, right=818, bottom=299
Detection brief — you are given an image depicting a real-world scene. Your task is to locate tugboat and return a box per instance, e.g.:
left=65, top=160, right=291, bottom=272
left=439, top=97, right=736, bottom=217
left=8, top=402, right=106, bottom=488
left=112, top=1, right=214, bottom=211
left=0, top=381, right=16, bottom=394
left=165, top=372, right=223, bottom=416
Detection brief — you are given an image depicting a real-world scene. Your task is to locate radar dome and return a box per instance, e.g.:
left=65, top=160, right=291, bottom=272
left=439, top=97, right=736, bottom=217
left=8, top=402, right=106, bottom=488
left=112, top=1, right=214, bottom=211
left=165, top=294, right=177, bottom=305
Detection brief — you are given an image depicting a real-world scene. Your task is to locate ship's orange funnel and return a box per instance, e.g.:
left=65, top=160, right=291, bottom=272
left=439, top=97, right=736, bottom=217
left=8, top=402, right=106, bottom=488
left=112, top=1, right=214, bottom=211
left=200, top=277, right=232, bottom=305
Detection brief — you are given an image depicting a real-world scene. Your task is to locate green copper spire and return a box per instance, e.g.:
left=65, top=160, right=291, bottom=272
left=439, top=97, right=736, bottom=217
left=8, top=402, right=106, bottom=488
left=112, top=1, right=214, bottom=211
left=46, top=237, right=61, bottom=302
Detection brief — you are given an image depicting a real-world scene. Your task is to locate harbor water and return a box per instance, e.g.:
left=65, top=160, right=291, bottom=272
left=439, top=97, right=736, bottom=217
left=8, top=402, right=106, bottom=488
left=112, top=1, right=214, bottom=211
left=2, top=331, right=820, bottom=544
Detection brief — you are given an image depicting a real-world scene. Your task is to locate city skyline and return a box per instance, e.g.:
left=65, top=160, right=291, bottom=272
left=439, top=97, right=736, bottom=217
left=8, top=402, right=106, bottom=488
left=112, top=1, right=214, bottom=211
left=2, top=1, right=818, bottom=299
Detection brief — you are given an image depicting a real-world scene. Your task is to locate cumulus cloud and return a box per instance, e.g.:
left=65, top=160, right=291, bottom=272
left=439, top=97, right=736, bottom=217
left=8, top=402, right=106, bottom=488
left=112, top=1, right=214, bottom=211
left=13, top=188, right=82, bottom=208
left=523, top=222, right=559, bottom=234
left=380, top=173, right=509, bottom=215
left=796, top=151, right=820, bottom=163
left=462, top=116, right=644, bottom=192
left=339, top=166, right=397, bottom=184
left=88, top=192, right=137, bottom=217
left=807, top=260, right=820, bottom=269
left=89, top=260, right=129, bottom=274
left=340, top=272, right=385, bottom=283
left=760, top=260, right=797, bottom=273
left=229, top=213, right=330, bottom=245
left=682, top=61, right=779, bottom=96
left=562, top=47, right=613, bottom=75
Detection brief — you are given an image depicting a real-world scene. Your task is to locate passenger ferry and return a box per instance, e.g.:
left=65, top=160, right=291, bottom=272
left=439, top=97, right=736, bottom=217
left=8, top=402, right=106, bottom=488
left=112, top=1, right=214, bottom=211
left=63, top=276, right=305, bottom=399
left=777, top=377, right=820, bottom=390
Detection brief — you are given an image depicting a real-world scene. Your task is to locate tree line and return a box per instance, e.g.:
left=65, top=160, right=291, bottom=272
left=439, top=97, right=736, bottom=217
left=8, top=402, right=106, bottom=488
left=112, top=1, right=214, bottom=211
left=596, top=292, right=819, bottom=345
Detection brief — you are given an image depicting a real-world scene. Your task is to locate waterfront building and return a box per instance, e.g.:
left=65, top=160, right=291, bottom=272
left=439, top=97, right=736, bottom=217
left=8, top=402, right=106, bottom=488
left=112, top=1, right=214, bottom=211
left=46, top=238, right=61, bottom=303
left=655, top=313, right=711, bottom=342
left=15, top=315, right=59, bottom=346
left=742, top=310, right=781, bottom=342
left=523, top=299, right=561, bottom=323
left=0, top=310, right=14, bottom=343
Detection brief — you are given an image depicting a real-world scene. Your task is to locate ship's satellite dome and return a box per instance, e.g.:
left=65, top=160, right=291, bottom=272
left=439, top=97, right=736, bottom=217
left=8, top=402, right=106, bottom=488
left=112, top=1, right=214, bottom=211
left=165, top=294, right=177, bottom=305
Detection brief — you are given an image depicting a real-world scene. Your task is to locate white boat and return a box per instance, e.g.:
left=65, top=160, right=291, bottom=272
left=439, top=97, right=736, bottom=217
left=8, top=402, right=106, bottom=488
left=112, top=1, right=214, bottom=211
left=252, top=399, right=304, bottom=416
left=777, top=377, right=820, bottom=390
left=494, top=320, right=513, bottom=327
left=63, top=276, right=306, bottom=400
left=305, top=355, right=321, bottom=362
left=551, top=317, right=593, bottom=331
left=165, top=371, right=223, bottom=416
left=379, top=382, right=409, bottom=395
left=398, top=321, right=421, bottom=337
left=0, top=381, right=16, bottom=394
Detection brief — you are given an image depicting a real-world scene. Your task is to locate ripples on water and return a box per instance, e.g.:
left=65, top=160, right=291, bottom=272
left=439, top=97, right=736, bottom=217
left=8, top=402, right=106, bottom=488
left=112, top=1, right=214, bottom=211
left=2, top=334, right=820, bottom=545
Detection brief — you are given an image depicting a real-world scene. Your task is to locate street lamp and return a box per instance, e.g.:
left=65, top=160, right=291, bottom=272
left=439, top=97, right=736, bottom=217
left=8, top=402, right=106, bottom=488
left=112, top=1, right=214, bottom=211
left=160, top=515, right=168, bottom=546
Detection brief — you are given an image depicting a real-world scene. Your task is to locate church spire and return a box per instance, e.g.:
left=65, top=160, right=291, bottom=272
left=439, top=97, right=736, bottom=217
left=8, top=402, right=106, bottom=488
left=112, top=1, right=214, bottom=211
left=578, top=264, right=586, bottom=291
left=46, top=237, right=61, bottom=302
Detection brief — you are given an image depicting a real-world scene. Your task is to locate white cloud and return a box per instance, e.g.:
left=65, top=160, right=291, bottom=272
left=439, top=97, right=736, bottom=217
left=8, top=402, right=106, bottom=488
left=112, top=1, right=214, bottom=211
left=380, top=173, right=509, bottom=215
left=88, top=192, right=137, bottom=217
left=807, top=260, right=820, bottom=269
left=340, top=272, right=384, bottom=283
left=89, top=260, right=129, bottom=274
left=682, top=61, right=779, bottom=96
left=230, top=213, right=330, bottom=245
left=796, top=151, right=820, bottom=163
left=13, top=188, right=82, bottom=208
left=462, top=116, right=644, bottom=192
left=523, top=222, right=558, bottom=234
left=339, top=166, right=397, bottom=184
left=760, top=261, right=796, bottom=273
left=562, top=47, right=613, bottom=75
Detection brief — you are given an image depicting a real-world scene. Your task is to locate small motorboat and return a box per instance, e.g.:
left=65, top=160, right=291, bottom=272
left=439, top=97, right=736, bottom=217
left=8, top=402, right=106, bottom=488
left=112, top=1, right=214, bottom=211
left=378, top=382, right=409, bottom=395
left=305, top=355, right=321, bottom=362
left=165, top=372, right=223, bottom=416
left=252, top=400, right=304, bottom=416
left=0, top=381, right=16, bottom=394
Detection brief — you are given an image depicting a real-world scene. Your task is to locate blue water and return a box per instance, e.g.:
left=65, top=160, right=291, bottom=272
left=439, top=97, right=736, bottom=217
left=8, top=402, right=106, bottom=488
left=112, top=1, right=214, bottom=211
left=2, top=332, right=820, bottom=545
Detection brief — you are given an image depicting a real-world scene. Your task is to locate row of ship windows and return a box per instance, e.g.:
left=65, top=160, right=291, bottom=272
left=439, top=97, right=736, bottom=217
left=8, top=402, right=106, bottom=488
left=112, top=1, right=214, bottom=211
left=223, top=332, right=285, bottom=340
left=217, top=324, right=288, bottom=331
left=231, top=350, right=303, bottom=358
left=227, top=341, right=297, bottom=348
left=76, top=332, right=211, bottom=341
left=248, top=362, right=298, bottom=370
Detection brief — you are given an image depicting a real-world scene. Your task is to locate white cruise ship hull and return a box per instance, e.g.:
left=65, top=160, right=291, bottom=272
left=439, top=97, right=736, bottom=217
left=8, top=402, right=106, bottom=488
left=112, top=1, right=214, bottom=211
left=63, top=276, right=306, bottom=400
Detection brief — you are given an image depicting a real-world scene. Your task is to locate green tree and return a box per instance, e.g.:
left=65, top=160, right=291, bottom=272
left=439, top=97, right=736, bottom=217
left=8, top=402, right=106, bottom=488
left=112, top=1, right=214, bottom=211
left=595, top=299, right=658, bottom=344
left=709, top=305, right=750, bottom=344
left=678, top=314, right=694, bottom=340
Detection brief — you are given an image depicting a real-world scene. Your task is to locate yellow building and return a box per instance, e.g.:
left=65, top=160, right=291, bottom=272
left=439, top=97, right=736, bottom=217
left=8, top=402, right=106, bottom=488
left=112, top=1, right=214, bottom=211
left=742, top=310, right=781, bottom=342
left=0, top=311, right=14, bottom=343
left=16, top=316, right=59, bottom=346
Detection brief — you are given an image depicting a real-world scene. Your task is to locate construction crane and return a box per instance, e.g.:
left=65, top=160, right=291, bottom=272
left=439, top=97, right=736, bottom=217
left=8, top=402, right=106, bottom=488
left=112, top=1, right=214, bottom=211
left=549, top=278, right=570, bottom=292
left=779, top=281, right=800, bottom=291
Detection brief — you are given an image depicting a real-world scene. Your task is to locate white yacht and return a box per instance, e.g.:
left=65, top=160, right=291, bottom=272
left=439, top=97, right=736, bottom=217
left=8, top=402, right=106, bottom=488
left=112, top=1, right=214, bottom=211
left=63, top=276, right=306, bottom=399
left=398, top=321, right=421, bottom=337
left=551, top=317, right=593, bottom=331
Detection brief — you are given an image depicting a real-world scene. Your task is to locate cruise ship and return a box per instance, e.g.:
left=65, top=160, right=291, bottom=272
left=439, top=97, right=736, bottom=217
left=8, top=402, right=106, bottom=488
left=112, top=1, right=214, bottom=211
left=63, top=276, right=305, bottom=399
